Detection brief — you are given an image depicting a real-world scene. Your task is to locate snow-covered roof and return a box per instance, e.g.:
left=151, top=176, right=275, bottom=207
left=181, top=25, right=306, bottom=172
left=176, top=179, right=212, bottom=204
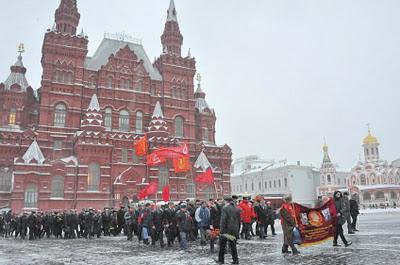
left=167, top=0, right=178, bottom=22
left=85, top=38, right=162, bottom=81
left=60, top=156, right=78, bottom=165
left=194, top=151, right=212, bottom=171
left=3, top=56, right=29, bottom=91
left=195, top=98, right=213, bottom=114
left=152, top=101, right=164, bottom=118
left=22, top=140, right=45, bottom=164
left=87, top=94, right=100, bottom=111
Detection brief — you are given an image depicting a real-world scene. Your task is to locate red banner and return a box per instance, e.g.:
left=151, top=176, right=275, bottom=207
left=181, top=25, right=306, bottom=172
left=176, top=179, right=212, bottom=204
left=195, top=168, right=214, bottom=184
left=134, top=135, right=148, bottom=156
left=173, top=156, right=191, bottom=173
left=138, top=182, right=158, bottom=200
left=146, top=152, right=167, bottom=166
left=162, top=185, right=170, bottom=202
left=292, top=198, right=337, bottom=247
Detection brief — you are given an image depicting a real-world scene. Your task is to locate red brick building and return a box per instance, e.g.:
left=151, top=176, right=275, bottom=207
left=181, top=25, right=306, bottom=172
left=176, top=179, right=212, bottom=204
left=0, top=0, right=232, bottom=212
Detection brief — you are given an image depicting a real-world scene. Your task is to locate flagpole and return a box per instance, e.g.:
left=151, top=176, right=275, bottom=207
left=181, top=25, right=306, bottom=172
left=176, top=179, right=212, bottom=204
left=214, top=180, right=219, bottom=199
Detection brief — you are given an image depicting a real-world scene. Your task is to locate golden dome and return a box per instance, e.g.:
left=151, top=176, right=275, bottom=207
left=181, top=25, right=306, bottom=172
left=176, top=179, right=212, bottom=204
left=363, top=128, right=378, bottom=145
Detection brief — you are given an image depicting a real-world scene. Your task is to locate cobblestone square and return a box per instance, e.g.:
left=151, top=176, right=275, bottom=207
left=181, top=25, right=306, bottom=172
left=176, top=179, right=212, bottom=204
left=1, top=211, right=399, bottom=265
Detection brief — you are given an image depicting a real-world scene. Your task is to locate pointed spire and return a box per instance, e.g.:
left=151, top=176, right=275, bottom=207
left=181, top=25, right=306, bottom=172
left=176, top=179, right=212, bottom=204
left=161, top=0, right=183, bottom=56
left=79, top=28, right=85, bottom=37
left=22, top=140, right=45, bottom=164
left=167, top=0, right=178, bottom=22
left=52, top=23, right=57, bottom=32
left=87, top=94, right=100, bottom=112
left=152, top=101, right=164, bottom=118
left=194, top=150, right=212, bottom=171
left=4, top=46, right=29, bottom=91
left=187, top=48, right=191, bottom=58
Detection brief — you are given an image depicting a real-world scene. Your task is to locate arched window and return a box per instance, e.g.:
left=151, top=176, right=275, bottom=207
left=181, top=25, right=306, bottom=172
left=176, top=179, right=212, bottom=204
left=88, top=163, right=100, bottom=191
left=54, top=103, right=66, bottom=127
left=363, top=192, right=371, bottom=201
left=278, top=179, right=281, bottom=188
left=0, top=168, right=12, bottom=191
left=9, top=108, right=16, bottom=125
left=171, top=87, right=176, bottom=98
left=366, top=149, right=369, bottom=156
left=158, top=165, right=169, bottom=192
left=104, top=108, right=112, bottom=131
left=327, top=175, right=331, bottom=185
left=107, top=77, right=113, bottom=88
left=203, top=128, right=209, bottom=141
left=136, top=80, right=143, bottom=91
left=24, top=184, right=38, bottom=208
left=136, top=111, right=143, bottom=134
left=51, top=176, right=64, bottom=198
left=360, top=174, right=366, bottom=185
left=119, top=110, right=130, bottom=132
left=284, top=178, right=288, bottom=188
left=371, top=148, right=374, bottom=155
left=375, top=191, right=385, bottom=200
left=174, top=116, right=184, bottom=138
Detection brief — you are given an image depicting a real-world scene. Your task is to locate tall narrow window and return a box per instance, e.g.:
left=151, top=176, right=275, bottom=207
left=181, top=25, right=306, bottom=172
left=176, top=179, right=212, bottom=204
left=119, top=110, right=130, bottom=132
left=132, top=148, right=139, bottom=164
left=108, top=77, right=113, bottom=88
left=136, top=80, right=143, bottom=91
left=0, top=168, right=12, bottom=192
left=174, top=116, right=184, bottom=138
left=284, top=178, right=288, bottom=188
left=105, top=108, right=112, bottom=131
left=327, top=175, right=331, bottom=185
left=158, top=165, right=169, bottom=192
left=9, top=108, right=16, bottom=125
left=24, top=184, right=38, bottom=208
left=88, top=163, right=100, bottom=191
left=51, top=176, right=64, bottom=198
left=54, top=103, right=66, bottom=127
left=121, top=149, right=128, bottom=163
left=203, top=128, right=209, bottom=141
left=136, top=111, right=143, bottom=134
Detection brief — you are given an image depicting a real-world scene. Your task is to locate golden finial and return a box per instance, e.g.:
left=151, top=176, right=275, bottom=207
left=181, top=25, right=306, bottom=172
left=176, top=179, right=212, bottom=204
left=18, top=43, right=25, bottom=55
left=367, top=123, right=371, bottom=135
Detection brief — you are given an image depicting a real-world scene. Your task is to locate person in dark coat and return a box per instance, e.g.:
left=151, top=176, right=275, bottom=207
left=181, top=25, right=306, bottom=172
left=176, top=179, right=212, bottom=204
left=333, top=191, right=352, bottom=247
left=165, top=202, right=179, bottom=247
left=254, top=200, right=268, bottom=239
left=217, top=196, right=241, bottom=265
left=343, top=192, right=354, bottom=234
left=176, top=204, right=192, bottom=250
left=117, top=206, right=125, bottom=235
left=350, top=193, right=360, bottom=231
left=210, top=199, right=223, bottom=252
left=150, top=204, right=166, bottom=247
left=266, top=201, right=277, bottom=236
left=124, top=206, right=137, bottom=241
left=280, top=194, right=300, bottom=255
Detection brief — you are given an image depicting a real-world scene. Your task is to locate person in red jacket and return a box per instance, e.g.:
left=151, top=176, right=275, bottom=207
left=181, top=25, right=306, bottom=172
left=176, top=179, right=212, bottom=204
left=238, top=197, right=255, bottom=240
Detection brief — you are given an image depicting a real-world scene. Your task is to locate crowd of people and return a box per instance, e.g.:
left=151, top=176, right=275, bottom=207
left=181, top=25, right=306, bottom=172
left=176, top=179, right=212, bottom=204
left=0, top=192, right=361, bottom=264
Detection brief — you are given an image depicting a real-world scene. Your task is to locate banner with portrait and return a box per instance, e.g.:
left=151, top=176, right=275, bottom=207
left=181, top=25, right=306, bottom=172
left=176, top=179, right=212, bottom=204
left=293, top=198, right=337, bottom=247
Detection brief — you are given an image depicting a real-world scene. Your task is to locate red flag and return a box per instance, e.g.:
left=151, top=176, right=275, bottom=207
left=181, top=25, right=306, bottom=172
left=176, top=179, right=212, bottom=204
left=138, top=182, right=158, bottom=200
left=195, top=168, right=214, bottom=184
left=162, top=186, right=170, bottom=202
left=146, top=152, right=166, bottom=166
left=152, top=143, right=189, bottom=159
left=173, top=156, right=191, bottom=173
left=134, top=135, right=148, bottom=156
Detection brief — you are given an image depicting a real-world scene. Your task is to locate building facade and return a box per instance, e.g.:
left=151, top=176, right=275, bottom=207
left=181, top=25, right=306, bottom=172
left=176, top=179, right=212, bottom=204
left=0, top=0, right=232, bottom=212
left=348, top=129, right=400, bottom=207
left=231, top=158, right=319, bottom=207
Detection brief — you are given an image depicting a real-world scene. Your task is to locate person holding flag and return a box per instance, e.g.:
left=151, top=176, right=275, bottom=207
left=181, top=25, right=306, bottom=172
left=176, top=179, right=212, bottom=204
left=280, top=194, right=300, bottom=255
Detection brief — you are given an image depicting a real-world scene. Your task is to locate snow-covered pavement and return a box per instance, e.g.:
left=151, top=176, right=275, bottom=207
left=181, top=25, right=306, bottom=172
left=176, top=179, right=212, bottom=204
left=1, top=211, right=399, bottom=265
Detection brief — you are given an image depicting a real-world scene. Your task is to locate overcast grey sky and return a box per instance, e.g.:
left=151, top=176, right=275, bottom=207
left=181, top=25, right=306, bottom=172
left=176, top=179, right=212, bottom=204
left=1, top=0, right=399, bottom=169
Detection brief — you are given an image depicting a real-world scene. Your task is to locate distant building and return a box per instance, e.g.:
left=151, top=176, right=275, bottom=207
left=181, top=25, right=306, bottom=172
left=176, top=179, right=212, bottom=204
left=349, top=128, right=400, bottom=206
left=231, top=157, right=319, bottom=207
left=317, top=143, right=350, bottom=197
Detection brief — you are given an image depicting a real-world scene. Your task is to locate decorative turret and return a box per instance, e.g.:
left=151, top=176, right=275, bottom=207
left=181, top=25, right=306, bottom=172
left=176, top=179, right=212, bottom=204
left=3, top=44, right=30, bottom=91
left=363, top=125, right=380, bottom=162
left=194, top=73, right=213, bottom=114
left=55, top=0, right=80, bottom=35
left=194, top=150, right=212, bottom=171
left=161, top=0, right=183, bottom=56
left=147, top=101, right=169, bottom=137
left=80, top=94, right=104, bottom=132
left=321, top=142, right=333, bottom=168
